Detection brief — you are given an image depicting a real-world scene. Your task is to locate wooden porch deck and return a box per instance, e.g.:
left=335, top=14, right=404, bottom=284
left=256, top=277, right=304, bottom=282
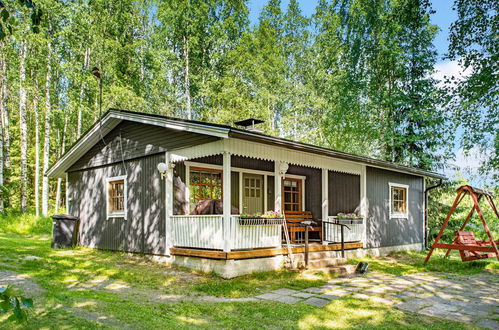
left=170, top=241, right=363, bottom=260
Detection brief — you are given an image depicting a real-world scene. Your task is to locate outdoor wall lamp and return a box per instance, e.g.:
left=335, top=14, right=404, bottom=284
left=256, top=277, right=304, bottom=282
left=157, top=162, right=175, bottom=179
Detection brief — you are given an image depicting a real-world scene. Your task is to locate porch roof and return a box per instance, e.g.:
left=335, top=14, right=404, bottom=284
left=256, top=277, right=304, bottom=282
left=47, top=108, right=446, bottom=179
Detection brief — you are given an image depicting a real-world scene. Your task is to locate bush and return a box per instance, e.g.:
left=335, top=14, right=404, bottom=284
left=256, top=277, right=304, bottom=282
left=0, top=211, right=52, bottom=235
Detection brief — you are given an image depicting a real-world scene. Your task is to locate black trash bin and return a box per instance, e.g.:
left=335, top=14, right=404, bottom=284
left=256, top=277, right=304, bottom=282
left=51, top=215, right=80, bottom=248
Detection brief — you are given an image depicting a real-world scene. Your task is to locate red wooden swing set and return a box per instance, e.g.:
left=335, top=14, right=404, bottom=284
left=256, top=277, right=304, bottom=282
left=425, top=185, right=499, bottom=263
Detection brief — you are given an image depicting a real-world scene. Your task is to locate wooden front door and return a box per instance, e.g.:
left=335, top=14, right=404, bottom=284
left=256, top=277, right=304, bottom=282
left=283, top=178, right=302, bottom=212
left=242, top=174, right=264, bottom=214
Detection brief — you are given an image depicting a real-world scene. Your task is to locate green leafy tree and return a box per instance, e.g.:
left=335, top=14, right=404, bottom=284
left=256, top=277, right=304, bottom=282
left=447, top=0, right=498, bottom=180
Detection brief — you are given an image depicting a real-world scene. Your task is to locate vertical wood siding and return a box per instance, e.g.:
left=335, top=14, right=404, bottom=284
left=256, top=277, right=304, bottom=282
left=366, top=166, right=423, bottom=248
left=287, top=165, right=322, bottom=218
left=69, top=121, right=218, bottom=171
left=68, top=153, right=166, bottom=254
left=328, top=171, right=361, bottom=216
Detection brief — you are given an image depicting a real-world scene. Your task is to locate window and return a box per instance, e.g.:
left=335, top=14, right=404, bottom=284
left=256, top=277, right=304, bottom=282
left=283, top=178, right=302, bottom=212
left=107, top=176, right=127, bottom=219
left=389, top=183, right=408, bottom=218
left=189, top=167, right=223, bottom=209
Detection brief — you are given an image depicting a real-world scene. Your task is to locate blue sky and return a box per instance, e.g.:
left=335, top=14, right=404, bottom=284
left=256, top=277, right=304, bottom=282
left=247, top=1, right=496, bottom=185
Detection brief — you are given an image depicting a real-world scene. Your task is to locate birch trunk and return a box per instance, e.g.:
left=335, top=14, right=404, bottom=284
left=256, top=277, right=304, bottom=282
left=183, top=35, right=191, bottom=119
left=55, top=108, right=68, bottom=213
left=77, top=48, right=90, bottom=138
left=0, top=41, right=5, bottom=212
left=34, top=96, right=40, bottom=216
left=19, top=40, right=28, bottom=213
left=42, top=37, right=52, bottom=216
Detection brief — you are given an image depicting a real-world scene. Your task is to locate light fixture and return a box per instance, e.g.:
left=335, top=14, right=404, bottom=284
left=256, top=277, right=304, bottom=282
left=157, top=162, right=168, bottom=179
left=278, top=162, right=289, bottom=175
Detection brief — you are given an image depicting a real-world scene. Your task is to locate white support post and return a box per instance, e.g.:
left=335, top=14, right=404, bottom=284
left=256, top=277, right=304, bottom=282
left=275, top=161, right=282, bottom=212
left=223, top=152, right=232, bottom=252
left=263, top=175, right=268, bottom=211
left=321, top=168, right=329, bottom=228
left=360, top=165, right=367, bottom=247
left=165, top=152, right=174, bottom=255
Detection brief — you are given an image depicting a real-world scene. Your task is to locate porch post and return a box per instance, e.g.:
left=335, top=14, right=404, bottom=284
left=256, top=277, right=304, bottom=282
left=165, top=152, right=174, bottom=255
left=223, top=152, right=232, bottom=252
left=321, top=168, right=329, bottom=222
left=360, top=165, right=367, bottom=247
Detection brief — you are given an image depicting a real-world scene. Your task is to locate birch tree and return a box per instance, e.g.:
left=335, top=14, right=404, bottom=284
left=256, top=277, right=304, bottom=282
left=19, top=39, right=28, bottom=213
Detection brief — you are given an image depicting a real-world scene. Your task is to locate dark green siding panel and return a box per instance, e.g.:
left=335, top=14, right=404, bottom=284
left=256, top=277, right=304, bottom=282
left=231, top=171, right=240, bottom=212
left=267, top=176, right=274, bottom=211
left=287, top=165, right=322, bottom=218
left=366, top=166, right=423, bottom=248
left=69, top=121, right=218, bottom=171
left=68, top=153, right=166, bottom=255
left=328, top=171, right=360, bottom=216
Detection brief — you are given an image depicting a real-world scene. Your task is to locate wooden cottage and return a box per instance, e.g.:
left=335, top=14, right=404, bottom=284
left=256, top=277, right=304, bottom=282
left=47, top=109, right=445, bottom=277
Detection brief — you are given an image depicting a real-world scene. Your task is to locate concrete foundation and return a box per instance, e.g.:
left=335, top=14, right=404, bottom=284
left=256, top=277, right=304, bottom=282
left=153, top=242, right=423, bottom=278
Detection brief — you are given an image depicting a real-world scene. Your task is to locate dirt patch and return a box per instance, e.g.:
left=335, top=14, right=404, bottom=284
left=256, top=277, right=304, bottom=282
left=0, top=270, right=45, bottom=297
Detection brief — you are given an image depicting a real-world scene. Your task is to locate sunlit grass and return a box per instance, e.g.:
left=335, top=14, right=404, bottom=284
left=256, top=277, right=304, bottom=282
left=349, top=250, right=498, bottom=276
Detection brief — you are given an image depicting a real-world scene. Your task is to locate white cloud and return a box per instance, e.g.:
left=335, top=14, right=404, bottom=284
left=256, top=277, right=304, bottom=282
left=433, top=60, right=471, bottom=85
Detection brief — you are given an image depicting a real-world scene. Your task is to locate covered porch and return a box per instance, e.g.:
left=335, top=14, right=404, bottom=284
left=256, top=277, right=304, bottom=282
left=161, top=138, right=367, bottom=256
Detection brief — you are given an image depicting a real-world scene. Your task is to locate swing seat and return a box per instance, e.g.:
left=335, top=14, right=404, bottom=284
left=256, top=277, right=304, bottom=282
left=455, top=231, right=496, bottom=262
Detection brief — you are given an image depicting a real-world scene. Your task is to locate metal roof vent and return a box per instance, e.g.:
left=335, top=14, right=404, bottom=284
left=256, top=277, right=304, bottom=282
left=234, top=118, right=265, bottom=133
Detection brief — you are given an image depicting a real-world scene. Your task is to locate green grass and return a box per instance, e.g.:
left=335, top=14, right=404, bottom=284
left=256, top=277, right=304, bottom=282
left=0, top=211, right=52, bottom=235
left=0, top=213, right=494, bottom=329
left=349, top=250, right=499, bottom=276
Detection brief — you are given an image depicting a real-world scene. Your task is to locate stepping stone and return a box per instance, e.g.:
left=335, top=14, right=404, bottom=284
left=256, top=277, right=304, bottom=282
left=292, top=292, right=316, bottom=298
left=318, top=293, right=342, bottom=300
left=303, top=287, right=325, bottom=294
left=352, top=293, right=370, bottom=300
left=303, top=297, right=330, bottom=307
left=396, top=299, right=432, bottom=312
left=476, top=319, right=499, bottom=330
left=273, top=295, right=302, bottom=305
left=256, top=293, right=282, bottom=300
left=418, top=303, right=459, bottom=317
left=271, top=288, right=300, bottom=295
left=370, top=296, right=397, bottom=306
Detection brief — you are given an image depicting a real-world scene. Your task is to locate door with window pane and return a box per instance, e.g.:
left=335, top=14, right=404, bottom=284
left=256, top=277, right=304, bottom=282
left=243, top=174, right=264, bottom=214
left=283, top=178, right=302, bottom=212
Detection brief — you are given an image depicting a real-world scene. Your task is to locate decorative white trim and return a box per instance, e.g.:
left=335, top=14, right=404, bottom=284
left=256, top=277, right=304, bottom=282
left=388, top=182, right=409, bottom=219
left=360, top=165, right=368, bottom=245
left=105, top=175, right=128, bottom=220
left=222, top=152, right=232, bottom=252
left=172, top=138, right=363, bottom=175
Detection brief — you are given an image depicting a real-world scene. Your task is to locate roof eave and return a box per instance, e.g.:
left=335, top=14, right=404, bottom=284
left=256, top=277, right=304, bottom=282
left=228, top=130, right=446, bottom=180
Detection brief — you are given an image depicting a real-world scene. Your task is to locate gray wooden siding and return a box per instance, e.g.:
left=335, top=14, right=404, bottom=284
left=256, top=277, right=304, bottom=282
left=68, top=153, right=166, bottom=254
left=366, top=166, right=423, bottom=248
left=287, top=165, right=322, bottom=218
left=328, top=171, right=360, bottom=216
left=69, top=121, right=218, bottom=171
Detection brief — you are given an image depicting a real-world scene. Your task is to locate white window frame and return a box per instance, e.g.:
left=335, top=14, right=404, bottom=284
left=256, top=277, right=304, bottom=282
left=184, top=161, right=306, bottom=213
left=106, top=175, right=127, bottom=220
left=388, top=182, right=409, bottom=219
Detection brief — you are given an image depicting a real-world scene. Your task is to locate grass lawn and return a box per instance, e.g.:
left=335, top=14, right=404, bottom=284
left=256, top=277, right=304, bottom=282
left=0, top=228, right=496, bottom=328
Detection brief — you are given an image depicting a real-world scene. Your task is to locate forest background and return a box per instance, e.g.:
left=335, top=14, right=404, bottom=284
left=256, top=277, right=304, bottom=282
left=0, top=0, right=497, bottom=240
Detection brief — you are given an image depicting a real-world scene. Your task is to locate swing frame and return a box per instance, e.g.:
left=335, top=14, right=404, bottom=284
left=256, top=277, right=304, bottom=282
left=424, top=185, right=499, bottom=264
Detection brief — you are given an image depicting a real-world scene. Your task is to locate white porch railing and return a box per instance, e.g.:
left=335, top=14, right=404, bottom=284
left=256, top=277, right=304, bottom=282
left=171, top=215, right=282, bottom=251
left=323, top=216, right=364, bottom=243
left=171, top=215, right=224, bottom=250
